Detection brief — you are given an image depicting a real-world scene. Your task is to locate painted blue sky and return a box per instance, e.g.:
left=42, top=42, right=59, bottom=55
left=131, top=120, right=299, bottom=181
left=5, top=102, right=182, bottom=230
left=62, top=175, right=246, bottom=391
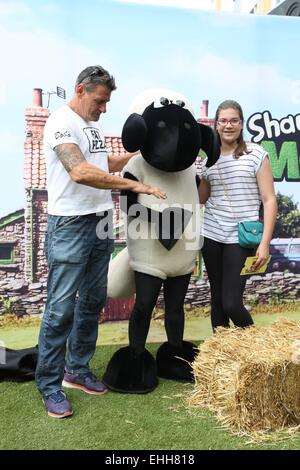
left=0, top=0, right=299, bottom=217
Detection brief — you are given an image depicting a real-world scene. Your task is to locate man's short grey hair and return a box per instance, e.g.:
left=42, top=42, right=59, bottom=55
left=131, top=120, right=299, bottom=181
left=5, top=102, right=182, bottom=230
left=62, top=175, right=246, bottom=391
left=75, top=65, right=117, bottom=92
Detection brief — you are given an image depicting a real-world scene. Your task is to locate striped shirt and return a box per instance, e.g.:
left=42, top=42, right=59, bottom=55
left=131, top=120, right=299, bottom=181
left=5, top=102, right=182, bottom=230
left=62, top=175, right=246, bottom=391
left=202, top=142, right=268, bottom=244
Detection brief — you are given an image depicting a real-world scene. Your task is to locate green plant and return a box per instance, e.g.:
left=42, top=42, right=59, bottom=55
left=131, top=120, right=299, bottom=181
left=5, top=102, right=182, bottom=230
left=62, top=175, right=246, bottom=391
left=269, top=288, right=284, bottom=305
left=274, top=192, right=300, bottom=238
left=0, top=296, right=17, bottom=315
left=246, top=294, right=259, bottom=308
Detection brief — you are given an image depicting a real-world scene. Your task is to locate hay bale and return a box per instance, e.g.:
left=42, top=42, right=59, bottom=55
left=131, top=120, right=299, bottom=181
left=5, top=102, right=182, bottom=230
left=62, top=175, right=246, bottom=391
left=188, top=318, right=300, bottom=438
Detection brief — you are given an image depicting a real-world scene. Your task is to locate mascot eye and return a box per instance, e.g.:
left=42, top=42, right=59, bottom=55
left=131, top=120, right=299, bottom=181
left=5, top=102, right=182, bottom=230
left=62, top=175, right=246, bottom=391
left=160, top=97, right=169, bottom=106
left=157, top=121, right=166, bottom=128
left=184, top=122, right=191, bottom=130
left=176, top=100, right=185, bottom=108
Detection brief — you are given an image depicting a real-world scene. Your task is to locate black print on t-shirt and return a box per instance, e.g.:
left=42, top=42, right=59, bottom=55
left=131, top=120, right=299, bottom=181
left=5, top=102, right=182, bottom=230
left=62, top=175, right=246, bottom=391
left=55, top=129, right=71, bottom=139
left=83, top=127, right=106, bottom=153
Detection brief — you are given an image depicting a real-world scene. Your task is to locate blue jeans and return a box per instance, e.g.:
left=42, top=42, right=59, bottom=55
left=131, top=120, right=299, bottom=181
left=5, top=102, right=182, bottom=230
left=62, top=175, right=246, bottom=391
left=36, top=212, right=114, bottom=396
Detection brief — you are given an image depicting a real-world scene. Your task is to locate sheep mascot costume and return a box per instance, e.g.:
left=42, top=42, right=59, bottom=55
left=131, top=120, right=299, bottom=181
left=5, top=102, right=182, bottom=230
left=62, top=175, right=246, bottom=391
left=103, top=89, right=219, bottom=393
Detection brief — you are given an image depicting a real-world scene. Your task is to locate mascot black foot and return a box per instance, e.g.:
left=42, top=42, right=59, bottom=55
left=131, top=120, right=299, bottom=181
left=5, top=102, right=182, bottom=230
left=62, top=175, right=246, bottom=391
left=103, top=346, right=158, bottom=393
left=156, top=341, right=197, bottom=382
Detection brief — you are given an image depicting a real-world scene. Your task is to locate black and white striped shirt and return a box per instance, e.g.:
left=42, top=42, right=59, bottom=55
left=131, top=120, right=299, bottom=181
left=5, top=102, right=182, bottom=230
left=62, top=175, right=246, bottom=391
left=202, top=142, right=267, bottom=244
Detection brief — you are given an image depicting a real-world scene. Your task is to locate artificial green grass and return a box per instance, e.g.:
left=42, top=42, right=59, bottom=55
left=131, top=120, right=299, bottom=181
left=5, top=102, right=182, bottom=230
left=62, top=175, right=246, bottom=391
left=1, top=343, right=300, bottom=451
left=1, top=309, right=300, bottom=449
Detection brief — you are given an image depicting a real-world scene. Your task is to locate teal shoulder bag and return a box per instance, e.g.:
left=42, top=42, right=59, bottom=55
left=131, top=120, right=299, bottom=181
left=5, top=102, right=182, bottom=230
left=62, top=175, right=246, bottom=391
left=237, top=221, right=263, bottom=248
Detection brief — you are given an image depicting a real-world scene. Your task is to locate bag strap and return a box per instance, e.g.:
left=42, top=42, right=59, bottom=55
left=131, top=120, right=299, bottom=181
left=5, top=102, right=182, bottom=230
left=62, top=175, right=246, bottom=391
left=217, top=160, right=240, bottom=224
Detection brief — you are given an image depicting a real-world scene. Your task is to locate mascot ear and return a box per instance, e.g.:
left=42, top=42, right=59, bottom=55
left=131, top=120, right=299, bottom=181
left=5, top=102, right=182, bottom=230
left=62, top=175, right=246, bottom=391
left=121, top=113, right=148, bottom=152
left=198, top=123, right=220, bottom=168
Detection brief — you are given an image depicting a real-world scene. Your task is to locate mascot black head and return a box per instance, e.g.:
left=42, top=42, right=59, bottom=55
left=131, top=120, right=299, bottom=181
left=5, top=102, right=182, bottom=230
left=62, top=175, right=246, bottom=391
left=121, top=88, right=219, bottom=171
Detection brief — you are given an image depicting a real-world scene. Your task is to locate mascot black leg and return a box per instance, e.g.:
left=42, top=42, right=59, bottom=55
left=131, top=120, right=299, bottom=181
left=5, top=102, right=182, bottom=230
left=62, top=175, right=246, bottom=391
left=128, top=273, right=163, bottom=354
left=156, top=273, right=197, bottom=382
left=103, top=272, right=163, bottom=393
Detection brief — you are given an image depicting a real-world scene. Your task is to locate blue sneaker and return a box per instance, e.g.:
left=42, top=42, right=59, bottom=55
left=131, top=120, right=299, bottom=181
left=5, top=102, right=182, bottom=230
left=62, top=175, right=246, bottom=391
left=42, top=390, right=73, bottom=419
left=62, top=371, right=109, bottom=395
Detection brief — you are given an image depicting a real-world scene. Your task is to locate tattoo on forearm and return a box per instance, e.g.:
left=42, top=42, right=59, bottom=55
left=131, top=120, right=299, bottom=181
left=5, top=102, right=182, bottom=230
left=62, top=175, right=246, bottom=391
left=55, top=144, right=85, bottom=172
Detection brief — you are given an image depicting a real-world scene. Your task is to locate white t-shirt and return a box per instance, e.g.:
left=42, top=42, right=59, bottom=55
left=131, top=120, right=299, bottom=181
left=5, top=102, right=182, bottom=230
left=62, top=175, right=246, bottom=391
left=202, top=142, right=267, bottom=244
left=44, top=105, right=113, bottom=216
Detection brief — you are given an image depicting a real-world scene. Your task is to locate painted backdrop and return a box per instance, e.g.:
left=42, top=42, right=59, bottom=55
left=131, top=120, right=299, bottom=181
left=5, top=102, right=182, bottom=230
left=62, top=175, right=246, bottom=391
left=0, top=0, right=299, bottom=326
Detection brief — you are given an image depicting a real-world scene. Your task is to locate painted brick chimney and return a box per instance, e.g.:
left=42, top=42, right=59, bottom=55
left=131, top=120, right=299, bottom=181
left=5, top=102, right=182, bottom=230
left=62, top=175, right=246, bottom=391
left=198, top=99, right=215, bottom=128
left=24, top=88, right=50, bottom=284
left=24, top=88, right=49, bottom=190
left=195, top=99, right=216, bottom=175
left=200, top=99, right=209, bottom=118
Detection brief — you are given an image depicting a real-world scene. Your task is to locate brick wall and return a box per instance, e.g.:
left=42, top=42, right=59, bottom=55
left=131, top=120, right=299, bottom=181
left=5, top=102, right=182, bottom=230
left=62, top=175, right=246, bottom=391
left=23, top=189, right=48, bottom=284
left=157, top=272, right=300, bottom=309
left=0, top=214, right=25, bottom=286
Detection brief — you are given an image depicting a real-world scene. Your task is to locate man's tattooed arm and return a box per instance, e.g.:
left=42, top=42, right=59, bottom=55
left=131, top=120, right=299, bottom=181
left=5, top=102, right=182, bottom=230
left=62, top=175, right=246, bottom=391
left=54, top=143, right=85, bottom=172
left=53, top=142, right=166, bottom=198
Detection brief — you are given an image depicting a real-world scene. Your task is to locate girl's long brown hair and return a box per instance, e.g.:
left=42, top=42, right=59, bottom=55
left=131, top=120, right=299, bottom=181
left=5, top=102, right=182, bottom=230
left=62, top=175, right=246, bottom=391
left=214, top=100, right=249, bottom=158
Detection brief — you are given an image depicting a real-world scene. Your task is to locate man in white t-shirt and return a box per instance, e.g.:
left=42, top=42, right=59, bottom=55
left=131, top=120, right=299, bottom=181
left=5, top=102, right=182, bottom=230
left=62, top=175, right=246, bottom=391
left=36, top=65, right=166, bottom=419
